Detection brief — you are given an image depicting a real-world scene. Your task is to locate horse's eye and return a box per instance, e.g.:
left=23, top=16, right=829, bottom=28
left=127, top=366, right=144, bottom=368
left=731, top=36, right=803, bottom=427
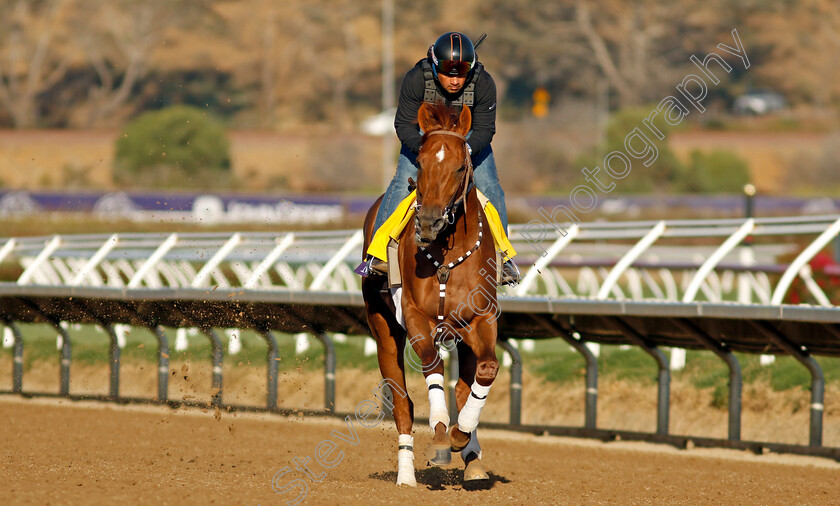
left=456, top=166, right=465, bottom=173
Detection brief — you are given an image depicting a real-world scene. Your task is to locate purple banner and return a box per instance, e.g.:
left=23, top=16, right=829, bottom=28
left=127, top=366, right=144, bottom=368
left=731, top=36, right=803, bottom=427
left=0, top=190, right=837, bottom=224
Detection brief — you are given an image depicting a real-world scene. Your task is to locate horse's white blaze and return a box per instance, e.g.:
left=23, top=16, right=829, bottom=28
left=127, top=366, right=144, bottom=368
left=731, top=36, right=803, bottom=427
left=436, top=145, right=446, bottom=163
left=396, top=434, right=416, bottom=486
left=457, top=381, right=491, bottom=433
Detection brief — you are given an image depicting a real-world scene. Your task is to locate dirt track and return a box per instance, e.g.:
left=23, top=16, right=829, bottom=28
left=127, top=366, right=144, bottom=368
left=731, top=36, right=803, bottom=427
left=4, top=359, right=838, bottom=447
left=2, top=397, right=839, bottom=505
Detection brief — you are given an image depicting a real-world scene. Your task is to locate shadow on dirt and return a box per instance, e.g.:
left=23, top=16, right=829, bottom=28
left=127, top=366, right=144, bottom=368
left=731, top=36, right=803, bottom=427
left=369, top=467, right=510, bottom=491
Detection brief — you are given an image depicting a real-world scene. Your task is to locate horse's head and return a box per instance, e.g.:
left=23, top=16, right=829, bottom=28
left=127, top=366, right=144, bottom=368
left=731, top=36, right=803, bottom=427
left=414, top=103, right=472, bottom=246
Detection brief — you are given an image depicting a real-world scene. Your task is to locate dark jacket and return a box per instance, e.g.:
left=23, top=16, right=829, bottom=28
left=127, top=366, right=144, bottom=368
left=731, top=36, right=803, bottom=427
left=394, top=59, right=497, bottom=156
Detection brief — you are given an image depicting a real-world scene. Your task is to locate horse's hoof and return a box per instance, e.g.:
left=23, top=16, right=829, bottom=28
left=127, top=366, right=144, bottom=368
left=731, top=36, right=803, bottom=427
left=449, top=424, right=471, bottom=452
left=427, top=444, right=451, bottom=467
left=463, top=459, right=489, bottom=481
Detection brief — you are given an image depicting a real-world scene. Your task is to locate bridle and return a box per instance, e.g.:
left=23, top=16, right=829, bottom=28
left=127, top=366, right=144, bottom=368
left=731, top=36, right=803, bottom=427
left=416, top=129, right=475, bottom=225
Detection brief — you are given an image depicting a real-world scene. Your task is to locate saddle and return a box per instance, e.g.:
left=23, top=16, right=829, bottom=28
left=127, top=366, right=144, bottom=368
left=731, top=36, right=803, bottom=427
left=368, top=190, right=515, bottom=288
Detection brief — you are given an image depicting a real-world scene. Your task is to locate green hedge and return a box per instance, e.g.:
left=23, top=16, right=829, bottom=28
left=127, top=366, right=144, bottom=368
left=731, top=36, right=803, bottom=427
left=113, top=105, right=231, bottom=187
left=677, top=149, right=751, bottom=193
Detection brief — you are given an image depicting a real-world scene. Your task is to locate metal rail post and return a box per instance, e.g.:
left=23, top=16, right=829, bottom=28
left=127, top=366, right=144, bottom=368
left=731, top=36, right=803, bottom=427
left=149, top=325, right=170, bottom=402
left=670, top=318, right=742, bottom=441
left=69, top=301, right=121, bottom=400
left=498, top=339, right=522, bottom=425
left=55, top=323, right=72, bottom=397
left=4, top=320, right=24, bottom=393
left=103, top=324, right=121, bottom=400
left=260, top=330, right=280, bottom=410
left=19, top=300, right=72, bottom=396
left=608, top=317, right=670, bottom=435
left=201, top=328, right=224, bottom=407
left=314, top=332, right=336, bottom=414
left=535, top=316, right=598, bottom=429
left=68, top=300, right=121, bottom=400
left=749, top=321, right=824, bottom=447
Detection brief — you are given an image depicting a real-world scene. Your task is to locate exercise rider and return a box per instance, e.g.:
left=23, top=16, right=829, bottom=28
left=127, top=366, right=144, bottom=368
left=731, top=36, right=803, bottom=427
left=368, top=31, right=520, bottom=285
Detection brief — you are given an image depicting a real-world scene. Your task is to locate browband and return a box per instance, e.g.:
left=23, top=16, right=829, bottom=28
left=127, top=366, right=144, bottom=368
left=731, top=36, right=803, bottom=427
left=426, top=129, right=467, bottom=142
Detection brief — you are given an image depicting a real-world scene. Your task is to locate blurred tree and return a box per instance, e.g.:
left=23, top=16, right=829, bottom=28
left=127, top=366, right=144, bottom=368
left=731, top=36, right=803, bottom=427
left=2, top=0, right=839, bottom=133
left=477, top=0, right=737, bottom=110
left=113, top=105, right=230, bottom=188
left=574, top=0, right=736, bottom=108
left=297, top=1, right=380, bottom=129
left=221, top=0, right=294, bottom=128
left=743, top=0, right=840, bottom=109
left=0, top=0, right=76, bottom=128
left=231, top=0, right=382, bottom=129
left=478, top=1, right=581, bottom=101
left=70, top=0, right=224, bottom=127
left=604, top=106, right=684, bottom=192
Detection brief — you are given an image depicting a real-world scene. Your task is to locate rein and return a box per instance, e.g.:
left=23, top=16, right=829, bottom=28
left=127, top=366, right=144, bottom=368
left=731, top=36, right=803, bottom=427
left=418, top=129, right=482, bottom=347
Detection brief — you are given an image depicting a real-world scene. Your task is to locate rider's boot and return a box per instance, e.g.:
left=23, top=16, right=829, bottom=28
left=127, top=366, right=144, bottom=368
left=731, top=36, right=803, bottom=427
left=500, top=258, right=521, bottom=286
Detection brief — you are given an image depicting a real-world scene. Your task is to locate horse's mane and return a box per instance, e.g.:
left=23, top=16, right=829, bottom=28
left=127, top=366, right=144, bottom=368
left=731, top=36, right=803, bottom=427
left=419, top=104, right=461, bottom=144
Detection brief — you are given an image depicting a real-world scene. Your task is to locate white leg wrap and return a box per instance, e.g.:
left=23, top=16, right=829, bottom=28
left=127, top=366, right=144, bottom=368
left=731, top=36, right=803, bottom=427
left=396, top=434, right=416, bottom=487
left=425, top=373, right=450, bottom=430
left=457, top=381, right=491, bottom=433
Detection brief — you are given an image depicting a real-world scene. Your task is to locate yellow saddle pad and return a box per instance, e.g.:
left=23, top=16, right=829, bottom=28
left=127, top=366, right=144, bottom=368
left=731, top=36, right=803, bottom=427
left=367, top=189, right=516, bottom=262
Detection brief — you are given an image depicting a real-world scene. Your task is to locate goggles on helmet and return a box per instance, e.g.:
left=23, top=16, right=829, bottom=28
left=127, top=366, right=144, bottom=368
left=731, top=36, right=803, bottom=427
left=436, top=59, right=472, bottom=77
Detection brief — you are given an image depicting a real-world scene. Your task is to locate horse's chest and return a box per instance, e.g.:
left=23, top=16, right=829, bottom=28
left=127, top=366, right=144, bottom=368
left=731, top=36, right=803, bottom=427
left=403, top=268, right=495, bottom=323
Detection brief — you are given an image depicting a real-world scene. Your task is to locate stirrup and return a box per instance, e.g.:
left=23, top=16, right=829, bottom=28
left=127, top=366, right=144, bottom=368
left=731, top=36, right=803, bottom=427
left=354, top=256, right=388, bottom=277
left=500, top=259, right=521, bottom=286
left=369, top=257, right=389, bottom=276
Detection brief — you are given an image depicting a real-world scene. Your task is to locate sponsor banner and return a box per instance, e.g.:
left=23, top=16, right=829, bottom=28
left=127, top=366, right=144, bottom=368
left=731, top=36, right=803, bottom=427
left=1, top=190, right=837, bottom=224
left=0, top=190, right=363, bottom=225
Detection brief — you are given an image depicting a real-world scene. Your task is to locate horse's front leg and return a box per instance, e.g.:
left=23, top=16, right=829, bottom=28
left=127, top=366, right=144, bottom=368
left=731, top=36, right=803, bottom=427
left=404, top=307, right=452, bottom=470
left=373, top=325, right=417, bottom=487
left=364, top=278, right=416, bottom=487
left=451, top=317, right=498, bottom=481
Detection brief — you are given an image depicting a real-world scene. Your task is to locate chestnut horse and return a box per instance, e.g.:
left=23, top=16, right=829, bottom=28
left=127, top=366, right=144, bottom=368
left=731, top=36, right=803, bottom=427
left=361, top=103, right=499, bottom=486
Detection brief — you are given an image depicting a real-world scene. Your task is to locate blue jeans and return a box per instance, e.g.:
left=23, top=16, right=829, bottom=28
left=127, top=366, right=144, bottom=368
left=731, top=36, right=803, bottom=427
left=374, top=142, right=508, bottom=232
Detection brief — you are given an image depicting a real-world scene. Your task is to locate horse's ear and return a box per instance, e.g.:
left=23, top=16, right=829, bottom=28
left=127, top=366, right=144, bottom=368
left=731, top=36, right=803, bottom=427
left=455, top=105, right=472, bottom=136
left=418, top=103, right=442, bottom=133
